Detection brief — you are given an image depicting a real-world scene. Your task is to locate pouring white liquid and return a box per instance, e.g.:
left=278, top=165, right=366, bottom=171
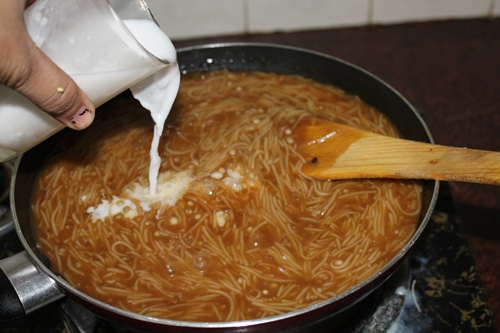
left=87, top=20, right=185, bottom=220
left=0, top=0, right=181, bottom=220
left=86, top=19, right=184, bottom=221
left=124, top=19, right=181, bottom=195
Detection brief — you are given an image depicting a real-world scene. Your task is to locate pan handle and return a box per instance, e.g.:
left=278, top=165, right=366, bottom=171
left=0, top=251, right=64, bottom=321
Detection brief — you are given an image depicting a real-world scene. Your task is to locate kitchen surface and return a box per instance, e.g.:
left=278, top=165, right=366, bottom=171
left=1, top=18, right=499, bottom=332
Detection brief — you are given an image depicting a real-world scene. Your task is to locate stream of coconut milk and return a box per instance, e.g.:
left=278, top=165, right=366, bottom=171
left=86, top=19, right=184, bottom=221
left=124, top=19, right=181, bottom=195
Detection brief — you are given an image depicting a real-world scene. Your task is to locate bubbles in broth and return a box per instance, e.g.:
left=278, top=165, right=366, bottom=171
left=32, top=70, right=422, bottom=322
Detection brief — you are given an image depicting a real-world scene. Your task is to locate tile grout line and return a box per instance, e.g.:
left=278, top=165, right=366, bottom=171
left=243, top=0, right=250, bottom=34
left=368, top=0, right=374, bottom=25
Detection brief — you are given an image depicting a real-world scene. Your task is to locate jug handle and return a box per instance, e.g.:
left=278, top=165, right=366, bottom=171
left=0, top=251, right=64, bottom=321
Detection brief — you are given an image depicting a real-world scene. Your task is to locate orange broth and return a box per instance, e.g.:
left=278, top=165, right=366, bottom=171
left=32, top=70, right=422, bottom=322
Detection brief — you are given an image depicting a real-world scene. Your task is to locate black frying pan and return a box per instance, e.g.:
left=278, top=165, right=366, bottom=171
left=1, top=43, right=439, bottom=332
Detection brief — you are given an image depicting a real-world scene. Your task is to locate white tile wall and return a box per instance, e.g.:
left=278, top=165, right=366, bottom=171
left=246, top=0, right=370, bottom=33
left=147, top=0, right=246, bottom=40
left=146, top=0, right=499, bottom=41
left=372, top=0, right=492, bottom=24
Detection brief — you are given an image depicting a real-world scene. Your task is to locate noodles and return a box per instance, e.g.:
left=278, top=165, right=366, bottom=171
left=32, top=70, right=422, bottom=322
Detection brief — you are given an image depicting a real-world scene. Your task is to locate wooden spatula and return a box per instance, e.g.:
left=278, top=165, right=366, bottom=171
left=293, top=117, right=500, bottom=185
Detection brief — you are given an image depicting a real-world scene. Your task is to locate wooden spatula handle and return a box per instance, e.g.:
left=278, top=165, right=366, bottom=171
left=315, top=135, right=500, bottom=184
left=298, top=119, right=500, bottom=185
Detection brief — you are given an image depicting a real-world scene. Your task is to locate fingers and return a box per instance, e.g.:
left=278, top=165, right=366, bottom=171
left=15, top=44, right=96, bottom=130
left=0, top=0, right=95, bottom=130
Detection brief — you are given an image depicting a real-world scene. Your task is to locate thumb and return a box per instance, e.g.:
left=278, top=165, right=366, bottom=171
left=15, top=42, right=96, bottom=130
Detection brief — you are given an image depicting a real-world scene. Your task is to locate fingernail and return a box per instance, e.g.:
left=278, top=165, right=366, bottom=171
left=67, top=106, right=94, bottom=130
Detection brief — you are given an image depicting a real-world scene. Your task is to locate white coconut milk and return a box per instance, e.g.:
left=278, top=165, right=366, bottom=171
left=86, top=20, right=184, bottom=219
left=125, top=19, right=181, bottom=195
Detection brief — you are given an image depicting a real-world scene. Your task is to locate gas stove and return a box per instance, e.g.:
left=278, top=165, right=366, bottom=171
left=0, top=160, right=497, bottom=332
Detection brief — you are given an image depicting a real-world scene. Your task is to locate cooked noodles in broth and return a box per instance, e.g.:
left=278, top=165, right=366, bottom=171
left=32, top=70, right=422, bottom=322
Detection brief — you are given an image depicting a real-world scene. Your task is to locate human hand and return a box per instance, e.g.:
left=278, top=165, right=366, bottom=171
left=0, top=0, right=95, bottom=130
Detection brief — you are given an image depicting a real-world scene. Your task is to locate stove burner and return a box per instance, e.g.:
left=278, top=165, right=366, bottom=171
left=344, top=262, right=409, bottom=333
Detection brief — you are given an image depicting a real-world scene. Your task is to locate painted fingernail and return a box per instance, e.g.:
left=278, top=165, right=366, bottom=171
left=68, top=105, right=94, bottom=130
